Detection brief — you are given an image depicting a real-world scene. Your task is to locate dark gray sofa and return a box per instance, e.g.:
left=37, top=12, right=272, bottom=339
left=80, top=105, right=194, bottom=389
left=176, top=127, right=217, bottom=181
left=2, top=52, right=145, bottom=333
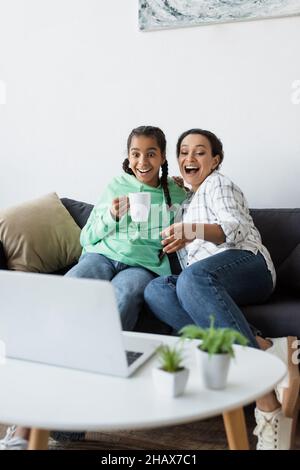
left=0, top=198, right=299, bottom=338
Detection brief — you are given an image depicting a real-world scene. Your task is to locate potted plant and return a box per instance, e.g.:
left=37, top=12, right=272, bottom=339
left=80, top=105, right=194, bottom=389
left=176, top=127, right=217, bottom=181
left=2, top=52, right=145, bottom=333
left=180, top=317, right=248, bottom=390
left=152, top=343, right=189, bottom=397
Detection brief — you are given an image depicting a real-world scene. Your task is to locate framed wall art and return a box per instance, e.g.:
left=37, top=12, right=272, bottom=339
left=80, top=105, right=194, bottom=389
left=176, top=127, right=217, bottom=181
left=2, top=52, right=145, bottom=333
left=139, top=0, right=300, bottom=31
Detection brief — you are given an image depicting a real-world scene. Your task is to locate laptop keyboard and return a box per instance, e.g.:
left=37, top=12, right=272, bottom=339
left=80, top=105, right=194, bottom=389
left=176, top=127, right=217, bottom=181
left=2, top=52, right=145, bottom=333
left=126, top=350, right=143, bottom=366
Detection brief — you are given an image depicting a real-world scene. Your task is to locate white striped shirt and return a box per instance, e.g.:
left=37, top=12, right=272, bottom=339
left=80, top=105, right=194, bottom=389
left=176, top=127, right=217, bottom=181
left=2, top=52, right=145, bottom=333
left=177, top=171, right=276, bottom=287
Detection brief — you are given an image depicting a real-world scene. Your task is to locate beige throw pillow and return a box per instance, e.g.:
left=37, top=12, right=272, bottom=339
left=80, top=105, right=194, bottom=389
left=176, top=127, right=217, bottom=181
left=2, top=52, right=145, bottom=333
left=0, top=192, right=82, bottom=273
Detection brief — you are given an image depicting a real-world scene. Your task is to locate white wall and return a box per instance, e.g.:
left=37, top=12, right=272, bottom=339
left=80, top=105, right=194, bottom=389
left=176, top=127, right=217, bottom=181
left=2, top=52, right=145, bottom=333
left=0, top=0, right=299, bottom=209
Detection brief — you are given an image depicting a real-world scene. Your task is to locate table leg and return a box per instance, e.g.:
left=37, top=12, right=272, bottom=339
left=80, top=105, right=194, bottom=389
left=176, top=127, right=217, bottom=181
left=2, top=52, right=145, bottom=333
left=28, top=428, right=50, bottom=450
left=223, top=407, right=249, bottom=450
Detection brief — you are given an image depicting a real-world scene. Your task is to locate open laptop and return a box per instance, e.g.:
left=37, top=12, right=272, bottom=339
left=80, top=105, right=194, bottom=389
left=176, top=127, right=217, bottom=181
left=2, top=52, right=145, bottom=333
left=0, top=271, right=161, bottom=377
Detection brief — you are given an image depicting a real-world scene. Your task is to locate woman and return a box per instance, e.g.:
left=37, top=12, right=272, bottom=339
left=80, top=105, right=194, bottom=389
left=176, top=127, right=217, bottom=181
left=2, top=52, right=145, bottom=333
left=144, top=128, right=299, bottom=450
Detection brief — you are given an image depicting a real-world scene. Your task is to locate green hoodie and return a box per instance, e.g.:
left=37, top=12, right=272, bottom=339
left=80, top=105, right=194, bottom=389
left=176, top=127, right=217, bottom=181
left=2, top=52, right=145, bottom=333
left=80, top=174, right=186, bottom=276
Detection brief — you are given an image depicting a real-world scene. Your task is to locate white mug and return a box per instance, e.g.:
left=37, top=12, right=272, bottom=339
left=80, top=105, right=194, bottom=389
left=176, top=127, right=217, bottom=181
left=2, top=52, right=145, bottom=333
left=129, top=192, right=151, bottom=223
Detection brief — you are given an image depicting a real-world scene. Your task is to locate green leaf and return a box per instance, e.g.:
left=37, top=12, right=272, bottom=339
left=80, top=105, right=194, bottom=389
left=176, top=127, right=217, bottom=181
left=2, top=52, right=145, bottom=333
left=179, top=316, right=248, bottom=357
left=156, top=343, right=185, bottom=373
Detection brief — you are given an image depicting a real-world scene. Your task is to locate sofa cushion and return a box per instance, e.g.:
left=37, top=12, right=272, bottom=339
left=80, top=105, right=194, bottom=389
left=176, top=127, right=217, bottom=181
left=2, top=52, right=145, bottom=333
left=134, top=303, right=173, bottom=335
left=277, top=244, right=300, bottom=293
left=242, top=289, right=300, bottom=338
left=250, top=209, right=300, bottom=270
left=0, top=241, right=7, bottom=270
left=0, top=193, right=82, bottom=273
left=60, top=198, right=93, bottom=229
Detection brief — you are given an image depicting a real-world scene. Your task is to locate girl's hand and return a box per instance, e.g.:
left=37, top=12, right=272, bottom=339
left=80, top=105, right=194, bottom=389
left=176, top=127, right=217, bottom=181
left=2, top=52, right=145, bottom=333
left=110, top=196, right=129, bottom=221
left=161, top=223, right=196, bottom=254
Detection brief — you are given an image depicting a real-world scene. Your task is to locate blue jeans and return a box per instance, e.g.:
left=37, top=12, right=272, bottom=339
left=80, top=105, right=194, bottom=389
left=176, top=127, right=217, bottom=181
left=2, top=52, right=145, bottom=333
left=144, top=250, right=274, bottom=348
left=66, top=252, right=155, bottom=330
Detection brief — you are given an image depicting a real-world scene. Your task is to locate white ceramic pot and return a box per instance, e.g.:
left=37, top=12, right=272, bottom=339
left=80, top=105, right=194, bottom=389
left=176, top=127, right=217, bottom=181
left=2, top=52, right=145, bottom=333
left=196, top=348, right=231, bottom=390
left=152, top=367, right=189, bottom=397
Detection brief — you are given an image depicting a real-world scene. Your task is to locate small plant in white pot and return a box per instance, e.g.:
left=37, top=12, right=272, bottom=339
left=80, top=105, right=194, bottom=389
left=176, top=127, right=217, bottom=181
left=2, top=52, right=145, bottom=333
left=152, top=343, right=189, bottom=398
left=180, top=317, right=248, bottom=390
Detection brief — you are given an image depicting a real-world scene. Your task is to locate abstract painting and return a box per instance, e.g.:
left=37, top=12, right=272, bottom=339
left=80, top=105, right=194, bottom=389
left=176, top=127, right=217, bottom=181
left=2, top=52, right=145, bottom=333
left=139, top=0, right=300, bottom=31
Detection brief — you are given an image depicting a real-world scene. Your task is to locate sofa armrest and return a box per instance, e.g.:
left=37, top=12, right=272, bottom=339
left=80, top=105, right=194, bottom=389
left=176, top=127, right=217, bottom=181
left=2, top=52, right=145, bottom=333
left=0, top=242, right=8, bottom=270
left=60, top=198, right=93, bottom=229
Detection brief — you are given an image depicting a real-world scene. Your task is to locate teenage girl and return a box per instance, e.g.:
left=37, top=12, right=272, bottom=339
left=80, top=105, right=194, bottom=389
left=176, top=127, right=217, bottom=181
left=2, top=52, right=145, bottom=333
left=66, top=125, right=186, bottom=330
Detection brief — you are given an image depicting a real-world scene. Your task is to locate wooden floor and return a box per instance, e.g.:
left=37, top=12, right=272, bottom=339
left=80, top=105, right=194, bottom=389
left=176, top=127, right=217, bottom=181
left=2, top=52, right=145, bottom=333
left=1, top=406, right=299, bottom=450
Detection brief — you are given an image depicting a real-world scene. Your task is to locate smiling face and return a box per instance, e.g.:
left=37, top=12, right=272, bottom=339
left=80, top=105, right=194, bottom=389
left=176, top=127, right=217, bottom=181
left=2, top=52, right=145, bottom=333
left=128, top=135, right=165, bottom=187
left=178, top=133, right=220, bottom=192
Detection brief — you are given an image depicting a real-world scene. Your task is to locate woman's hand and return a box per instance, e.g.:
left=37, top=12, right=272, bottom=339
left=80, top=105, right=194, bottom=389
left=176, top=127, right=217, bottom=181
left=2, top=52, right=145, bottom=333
left=161, top=223, right=196, bottom=254
left=110, top=196, right=129, bottom=221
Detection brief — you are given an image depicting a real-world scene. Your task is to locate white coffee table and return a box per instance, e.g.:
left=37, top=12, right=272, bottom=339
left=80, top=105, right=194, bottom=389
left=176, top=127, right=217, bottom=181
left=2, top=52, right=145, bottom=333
left=0, top=332, right=286, bottom=450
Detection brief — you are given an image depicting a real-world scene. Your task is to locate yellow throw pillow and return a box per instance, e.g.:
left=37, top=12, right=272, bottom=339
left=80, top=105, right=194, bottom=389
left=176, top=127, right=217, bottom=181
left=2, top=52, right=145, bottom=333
left=0, top=192, right=82, bottom=273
